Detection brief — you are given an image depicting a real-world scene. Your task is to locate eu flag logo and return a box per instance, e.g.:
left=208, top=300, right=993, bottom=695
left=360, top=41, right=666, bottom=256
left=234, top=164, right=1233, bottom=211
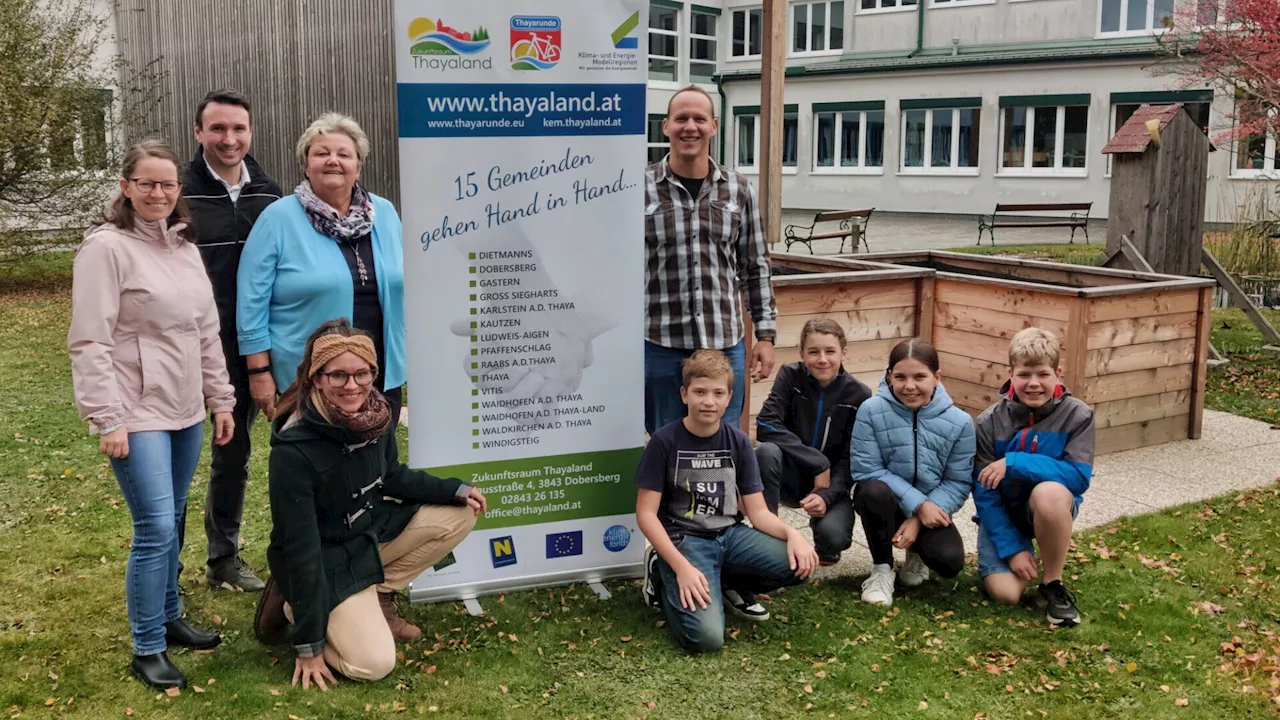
left=545, top=530, right=583, bottom=558
left=490, top=536, right=517, bottom=568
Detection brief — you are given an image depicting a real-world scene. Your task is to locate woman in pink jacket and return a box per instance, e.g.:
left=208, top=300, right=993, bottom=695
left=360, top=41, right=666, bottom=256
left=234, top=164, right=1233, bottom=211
left=68, top=139, right=236, bottom=691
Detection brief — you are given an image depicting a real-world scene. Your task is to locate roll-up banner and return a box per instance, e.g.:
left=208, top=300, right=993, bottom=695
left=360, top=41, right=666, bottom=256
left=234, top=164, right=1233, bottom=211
left=394, top=0, right=647, bottom=606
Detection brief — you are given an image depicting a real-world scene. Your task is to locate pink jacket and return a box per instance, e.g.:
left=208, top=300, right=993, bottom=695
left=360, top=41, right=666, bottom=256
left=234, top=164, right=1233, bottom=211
left=68, top=219, right=235, bottom=434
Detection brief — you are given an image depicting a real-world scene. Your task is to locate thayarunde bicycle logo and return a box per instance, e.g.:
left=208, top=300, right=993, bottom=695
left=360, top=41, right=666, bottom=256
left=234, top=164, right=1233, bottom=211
left=408, top=16, right=494, bottom=70
left=510, top=15, right=561, bottom=71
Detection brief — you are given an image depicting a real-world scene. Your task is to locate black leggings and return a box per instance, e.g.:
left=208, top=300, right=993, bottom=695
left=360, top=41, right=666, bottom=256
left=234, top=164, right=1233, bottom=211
left=852, top=480, right=965, bottom=578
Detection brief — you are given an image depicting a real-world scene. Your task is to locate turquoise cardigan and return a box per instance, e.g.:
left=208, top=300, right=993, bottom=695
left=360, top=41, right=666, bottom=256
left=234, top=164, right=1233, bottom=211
left=236, top=193, right=406, bottom=390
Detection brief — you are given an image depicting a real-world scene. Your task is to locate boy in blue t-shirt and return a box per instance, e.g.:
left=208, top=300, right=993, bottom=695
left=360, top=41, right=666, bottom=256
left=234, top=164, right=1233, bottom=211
left=635, top=349, right=818, bottom=653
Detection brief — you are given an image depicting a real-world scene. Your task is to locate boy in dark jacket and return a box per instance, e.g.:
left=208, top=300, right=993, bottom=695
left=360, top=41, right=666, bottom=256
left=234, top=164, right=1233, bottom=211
left=973, top=328, right=1095, bottom=628
left=756, top=318, right=871, bottom=566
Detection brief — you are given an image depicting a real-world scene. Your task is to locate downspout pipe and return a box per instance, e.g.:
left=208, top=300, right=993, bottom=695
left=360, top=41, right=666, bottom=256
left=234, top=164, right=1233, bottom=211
left=715, top=74, right=727, bottom=163
left=907, top=1, right=924, bottom=58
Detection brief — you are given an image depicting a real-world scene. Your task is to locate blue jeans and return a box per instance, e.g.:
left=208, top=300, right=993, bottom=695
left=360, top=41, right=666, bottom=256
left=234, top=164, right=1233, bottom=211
left=656, top=523, right=807, bottom=653
left=976, top=499, right=1080, bottom=578
left=110, top=423, right=204, bottom=654
left=644, top=340, right=746, bottom=434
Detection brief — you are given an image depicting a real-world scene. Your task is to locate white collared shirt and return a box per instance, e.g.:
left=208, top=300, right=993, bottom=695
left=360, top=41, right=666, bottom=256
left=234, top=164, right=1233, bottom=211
left=205, top=159, right=250, bottom=203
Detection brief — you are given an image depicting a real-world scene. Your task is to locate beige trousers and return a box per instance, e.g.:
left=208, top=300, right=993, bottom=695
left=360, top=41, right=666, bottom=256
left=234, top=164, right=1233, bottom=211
left=287, top=504, right=476, bottom=681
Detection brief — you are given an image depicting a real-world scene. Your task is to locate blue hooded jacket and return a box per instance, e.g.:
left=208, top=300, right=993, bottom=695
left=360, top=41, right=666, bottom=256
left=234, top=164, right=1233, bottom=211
left=849, top=378, right=976, bottom=516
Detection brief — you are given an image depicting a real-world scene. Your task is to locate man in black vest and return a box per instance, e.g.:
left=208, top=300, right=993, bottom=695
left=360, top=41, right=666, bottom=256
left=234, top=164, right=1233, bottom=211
left=181, top=89, right=283, bottom=591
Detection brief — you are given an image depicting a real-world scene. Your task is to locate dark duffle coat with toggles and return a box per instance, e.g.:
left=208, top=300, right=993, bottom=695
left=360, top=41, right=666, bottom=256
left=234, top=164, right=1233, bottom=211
left=266, top=404, right=470, bottom=654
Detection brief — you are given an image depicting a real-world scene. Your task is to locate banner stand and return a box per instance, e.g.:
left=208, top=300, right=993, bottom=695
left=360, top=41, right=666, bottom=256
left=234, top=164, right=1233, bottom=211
left=394, top=0, right=648, bottom=608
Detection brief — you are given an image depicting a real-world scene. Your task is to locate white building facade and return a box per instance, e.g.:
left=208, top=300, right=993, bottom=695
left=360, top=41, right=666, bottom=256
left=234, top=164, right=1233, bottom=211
left=642, top=0, right=1280, bottom=224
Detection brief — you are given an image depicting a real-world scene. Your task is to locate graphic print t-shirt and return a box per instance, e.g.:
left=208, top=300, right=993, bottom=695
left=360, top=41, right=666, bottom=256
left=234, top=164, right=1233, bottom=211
left=634, top=420, right=763, bottom=539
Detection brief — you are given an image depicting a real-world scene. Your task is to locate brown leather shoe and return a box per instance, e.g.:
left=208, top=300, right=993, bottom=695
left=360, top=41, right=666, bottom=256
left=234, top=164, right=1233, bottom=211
left=253, top=575, right=289, bottom=646
left=378, top=591, right=423, bottom=643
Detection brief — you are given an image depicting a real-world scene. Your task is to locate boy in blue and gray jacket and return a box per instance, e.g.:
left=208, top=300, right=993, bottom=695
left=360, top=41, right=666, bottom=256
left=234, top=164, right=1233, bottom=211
left=974, top=328, right=1094, bottom=628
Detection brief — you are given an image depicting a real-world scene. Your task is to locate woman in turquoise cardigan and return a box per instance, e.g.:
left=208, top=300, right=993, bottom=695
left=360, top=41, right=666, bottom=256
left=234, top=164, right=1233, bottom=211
left=237, top=113, right=406, bottom=423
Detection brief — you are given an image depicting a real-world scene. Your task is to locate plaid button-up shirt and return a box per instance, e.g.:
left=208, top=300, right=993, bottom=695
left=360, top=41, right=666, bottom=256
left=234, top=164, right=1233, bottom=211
left=644, top=156, right=776, bottom=350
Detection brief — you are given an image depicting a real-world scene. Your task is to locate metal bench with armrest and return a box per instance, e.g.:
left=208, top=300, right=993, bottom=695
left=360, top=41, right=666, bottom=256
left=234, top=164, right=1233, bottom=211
left=783, top=209, right=873, bottom=254
left=977, top=202, right=1092, bottom=246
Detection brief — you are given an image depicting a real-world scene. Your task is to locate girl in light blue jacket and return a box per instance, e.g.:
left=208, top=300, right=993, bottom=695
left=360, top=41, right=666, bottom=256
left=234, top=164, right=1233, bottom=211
left=849, top=339, right=975, bottom=607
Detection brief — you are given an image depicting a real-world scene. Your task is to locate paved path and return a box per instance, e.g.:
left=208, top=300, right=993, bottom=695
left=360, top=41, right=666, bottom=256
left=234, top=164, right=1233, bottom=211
left=776, top=209, right=1106, bottom=255
left=786, top=410, right=1280, bottom=584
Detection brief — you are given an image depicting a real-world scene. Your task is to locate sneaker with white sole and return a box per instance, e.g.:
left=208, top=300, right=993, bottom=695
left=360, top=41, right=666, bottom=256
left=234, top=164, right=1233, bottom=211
left=1039, top=580, right=1081, bottom=628
left=898, top=551, right=929, bottom=588
left=861, top=563, right=896, bottom=606
left=641, top=546, right=662, bottom=609
left=723, top=589, right=770, bottom=621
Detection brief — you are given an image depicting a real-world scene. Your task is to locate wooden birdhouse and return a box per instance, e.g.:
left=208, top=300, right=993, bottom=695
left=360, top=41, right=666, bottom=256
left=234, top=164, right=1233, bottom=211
left=1101, top=103, right=1213, bottom=277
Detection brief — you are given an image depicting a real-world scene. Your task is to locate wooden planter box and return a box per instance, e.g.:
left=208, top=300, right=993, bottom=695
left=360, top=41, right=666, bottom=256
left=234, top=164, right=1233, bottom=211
left=750, top=251, right=1216, bottom=455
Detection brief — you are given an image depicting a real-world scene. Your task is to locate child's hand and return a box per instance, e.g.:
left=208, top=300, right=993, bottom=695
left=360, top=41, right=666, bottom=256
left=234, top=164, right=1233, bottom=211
left=786, top=530, right=818, bottom=579
left=675, top=564, right=712, bottom=611
left=916, top=500, right=952, bottom=528
left=813, top=469, right=831, bottom=490
left=1008, top=550, right=1039, bottom=581
left=799, top=492, right=828, bottom=518
left=978, top=459, right=1007, bottom=490
left=892, top=516, right=921, bottom=549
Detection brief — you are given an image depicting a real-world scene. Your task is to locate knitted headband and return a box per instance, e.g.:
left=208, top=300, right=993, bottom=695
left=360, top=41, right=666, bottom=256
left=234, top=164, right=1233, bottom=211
left=309, top=334, right=378, bottom=378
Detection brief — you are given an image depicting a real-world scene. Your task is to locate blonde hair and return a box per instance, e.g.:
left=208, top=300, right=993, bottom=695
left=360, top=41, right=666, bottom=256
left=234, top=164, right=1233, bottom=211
left=295, top=112, right=370, bottom=167
left=1009, top=327, right=1061, bottom=369
left=682, top=349, right=734, bottom=389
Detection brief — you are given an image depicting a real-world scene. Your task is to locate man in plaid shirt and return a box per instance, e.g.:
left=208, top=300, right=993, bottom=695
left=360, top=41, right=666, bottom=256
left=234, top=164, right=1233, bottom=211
left=644, top=86, right=777, bottom=437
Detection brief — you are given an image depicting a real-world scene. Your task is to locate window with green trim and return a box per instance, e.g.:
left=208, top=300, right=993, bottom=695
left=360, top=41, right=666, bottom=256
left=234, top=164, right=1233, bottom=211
left=1000, top=103, right=1090, bottom=173
left=690, top=8, right=717, bottom=82
left=814, top=108, right=884, bottom=170
left=859, top=0, right=917, bottom=11
left=649, top=4, right=679, bottom=82
left=902, top=107, right=980, bottom=172
left=736, top=110, right=799, bottom=171
left=731, top=7, right=763, bottom=59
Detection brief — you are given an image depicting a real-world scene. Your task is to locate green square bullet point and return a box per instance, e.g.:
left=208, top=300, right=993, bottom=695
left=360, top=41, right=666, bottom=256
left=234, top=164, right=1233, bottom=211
left=473, top=442, right=479, bottom=449
left=470, top=280, right=476, bottom=287
left=470, top=348, right=478, bottom=356
left=470, top=294, right=477, bottom=301
left=469, top=267, right=476, bottom=274
left=470, top=308, right=477, bottom=315
left=472, top=389, right=478, bottom=396
left=471, top=362, right=478, bottom=369
left=471, top=416, right=479, bottom=423
left=468, top=252, right=476, bottom=260
left=471, top=402, right=478, bottom=409
left=470, top=321, right=477, bottom=329
left=472, top=429, right=479, bottom=436
left=470, top=335, right=477, bottom=343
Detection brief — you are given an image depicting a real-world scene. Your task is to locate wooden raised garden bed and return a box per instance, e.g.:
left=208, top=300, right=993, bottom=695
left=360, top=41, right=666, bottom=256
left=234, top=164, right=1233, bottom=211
left=750, top=251, right=1216, bottom=454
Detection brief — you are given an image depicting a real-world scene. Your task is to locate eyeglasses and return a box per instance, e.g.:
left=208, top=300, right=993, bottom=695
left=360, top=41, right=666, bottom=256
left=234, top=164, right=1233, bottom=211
left=129, top=178, right=182, bottom=194
left=319, top=369, right=377, bottom=387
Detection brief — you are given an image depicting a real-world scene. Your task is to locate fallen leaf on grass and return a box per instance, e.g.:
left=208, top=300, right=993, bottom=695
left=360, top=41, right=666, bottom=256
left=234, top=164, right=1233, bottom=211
left=1126, top=662, right=1138, bottom=673
left=803, top=684, right=813, bottom=694
left=499, top=685, right=508, bottom=695
left=164, top=687, right=180, bottom=698
left=1160, top=685, right=1170, bottom=693
left=1191, top=601, right=1226, bottom=616
left=919, top=700, right=929, bottom=709
left=643, top=701, right=656, bottom=710
left=192, top=685, right=205, bottom=694
left=1175, top=698, right=1189, bottom=707
left=125, top=709, right=134, bottom=717
left=620, top=636, right=631, bottom=643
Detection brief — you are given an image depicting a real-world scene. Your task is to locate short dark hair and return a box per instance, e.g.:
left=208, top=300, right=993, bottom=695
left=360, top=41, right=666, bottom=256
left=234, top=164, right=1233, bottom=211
left=195, top=89, right=252, bottom=128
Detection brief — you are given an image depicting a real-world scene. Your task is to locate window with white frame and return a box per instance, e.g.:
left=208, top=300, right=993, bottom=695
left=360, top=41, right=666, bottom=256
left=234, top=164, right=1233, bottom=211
left=999, top=98, right=1090, bottom=174
left=646, top=115, right=668, bottom=165
left=791, top=1, right=844, bottom=55
left=813, top=103, right=885, bottom=170
left=1099, top=0, right=1175, bottom=35
left=859, top=0, right=917, bottom=11
left=648, top=4, right=679, bottom=82
left=901, top=103, right=981, bottom=172
left=1231, top=100, right=1278, bottom=177
left=731, top=7, right=763, bottom=58
left=735, top=107, right=799, bottom=171
left=689, top=8, right=718, bottom=83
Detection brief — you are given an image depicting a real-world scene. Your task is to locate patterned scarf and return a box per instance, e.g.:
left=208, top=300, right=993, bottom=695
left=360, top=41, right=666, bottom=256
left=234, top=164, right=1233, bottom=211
left=313, top=387, right=391, bottom=443
left=294, top=180, right=375, bottom=241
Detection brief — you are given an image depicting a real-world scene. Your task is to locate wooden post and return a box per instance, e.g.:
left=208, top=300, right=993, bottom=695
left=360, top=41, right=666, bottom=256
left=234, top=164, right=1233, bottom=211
left=1189, top=286, right=1213, bottom=439
left=759, top=0, right=785, bottom=246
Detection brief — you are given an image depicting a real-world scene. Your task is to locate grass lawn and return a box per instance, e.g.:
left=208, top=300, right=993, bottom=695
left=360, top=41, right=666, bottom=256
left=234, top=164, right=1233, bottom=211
left=2, top=254, right=1278, bottom=719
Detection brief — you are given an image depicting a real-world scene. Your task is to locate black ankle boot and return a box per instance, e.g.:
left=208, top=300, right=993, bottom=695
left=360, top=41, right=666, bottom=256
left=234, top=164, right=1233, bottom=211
left=131, top=652, right=187, bottom=690
left=164, top=618, right=221, bottom=650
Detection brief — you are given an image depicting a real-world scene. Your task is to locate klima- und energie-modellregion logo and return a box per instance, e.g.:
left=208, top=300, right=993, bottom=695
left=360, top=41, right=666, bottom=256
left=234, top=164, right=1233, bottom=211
left=408, top=16, right=493, bottom=70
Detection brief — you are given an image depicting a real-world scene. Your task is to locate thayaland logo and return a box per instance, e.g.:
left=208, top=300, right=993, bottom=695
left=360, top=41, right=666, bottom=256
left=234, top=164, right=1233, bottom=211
left=611, top=11, right=639, bottom=49
left=510, top=15, right=561, bottom=71
left=408, top=17, right=491, bottom=55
